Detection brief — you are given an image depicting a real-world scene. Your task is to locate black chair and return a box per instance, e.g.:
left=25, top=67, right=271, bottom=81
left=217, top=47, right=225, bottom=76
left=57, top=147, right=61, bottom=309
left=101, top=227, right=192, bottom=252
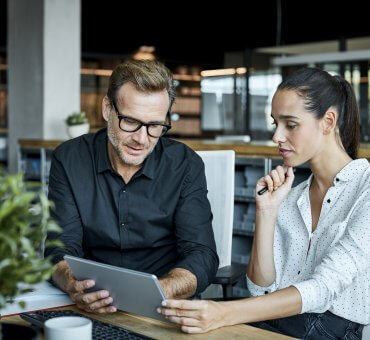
left=212, top=263, right=247, bottom=299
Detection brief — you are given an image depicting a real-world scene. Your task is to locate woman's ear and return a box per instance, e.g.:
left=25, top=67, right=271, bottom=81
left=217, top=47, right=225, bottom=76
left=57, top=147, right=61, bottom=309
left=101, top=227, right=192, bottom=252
left=322, top=108, right=337, bottom=135
left=102, top=96, right=111, bottom=122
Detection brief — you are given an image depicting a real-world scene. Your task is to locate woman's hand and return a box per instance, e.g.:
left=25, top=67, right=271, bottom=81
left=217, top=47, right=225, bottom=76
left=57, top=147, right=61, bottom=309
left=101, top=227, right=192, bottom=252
left=158, top=299, right=225, bottom=334
left=255, top=165, right=294, bottom=210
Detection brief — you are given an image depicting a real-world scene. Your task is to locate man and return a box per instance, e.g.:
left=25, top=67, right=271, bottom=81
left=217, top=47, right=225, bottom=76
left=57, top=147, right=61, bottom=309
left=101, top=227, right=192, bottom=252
left=45, top=60, right=219, bottom=314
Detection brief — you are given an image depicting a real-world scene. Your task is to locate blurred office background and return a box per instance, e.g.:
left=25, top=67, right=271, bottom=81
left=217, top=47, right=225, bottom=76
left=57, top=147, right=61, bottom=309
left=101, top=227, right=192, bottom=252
left=0, top=0, right=370, bottom=171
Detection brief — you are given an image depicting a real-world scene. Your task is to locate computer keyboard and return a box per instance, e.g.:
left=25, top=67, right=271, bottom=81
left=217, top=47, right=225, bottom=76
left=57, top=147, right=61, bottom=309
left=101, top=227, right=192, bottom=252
left=20, top=309, right=153, bottom=340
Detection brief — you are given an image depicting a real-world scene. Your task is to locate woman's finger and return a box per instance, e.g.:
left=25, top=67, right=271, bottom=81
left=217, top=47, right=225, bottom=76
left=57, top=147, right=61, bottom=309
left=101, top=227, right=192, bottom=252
left=166, top=316, right=211, bottom=334
left=165, top=315, right=200, bottom=327
left=285, top=166, right=295, bottom=187
left=264, top=175, right=274, bottom=192
left=159, top=306, right=198, bottom=318
left=181, top=325, right=208, bottom=334
left=161, top=299, right=203, bottom=310
left=276, top=165, right=286, bottom=184
left=269, top=169, right=281, bottom=189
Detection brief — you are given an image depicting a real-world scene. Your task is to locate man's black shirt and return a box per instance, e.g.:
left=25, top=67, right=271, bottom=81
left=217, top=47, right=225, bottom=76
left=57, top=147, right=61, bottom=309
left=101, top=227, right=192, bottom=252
left=45, top=129, right=219, bottom=294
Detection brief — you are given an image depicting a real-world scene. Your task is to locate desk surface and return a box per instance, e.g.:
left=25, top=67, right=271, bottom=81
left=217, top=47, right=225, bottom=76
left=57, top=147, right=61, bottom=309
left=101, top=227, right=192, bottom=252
left=2, top=306, right=295, bottom=339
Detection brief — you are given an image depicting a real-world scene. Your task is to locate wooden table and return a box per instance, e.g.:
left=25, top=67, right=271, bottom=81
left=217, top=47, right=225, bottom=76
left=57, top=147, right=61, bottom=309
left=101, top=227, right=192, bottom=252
left=2, top=306, right=295, bottom=339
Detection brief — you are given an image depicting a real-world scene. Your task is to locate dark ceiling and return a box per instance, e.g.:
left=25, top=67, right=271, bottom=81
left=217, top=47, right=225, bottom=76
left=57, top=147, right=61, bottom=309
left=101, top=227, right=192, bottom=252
left=1, top=0, right=370, bottom=69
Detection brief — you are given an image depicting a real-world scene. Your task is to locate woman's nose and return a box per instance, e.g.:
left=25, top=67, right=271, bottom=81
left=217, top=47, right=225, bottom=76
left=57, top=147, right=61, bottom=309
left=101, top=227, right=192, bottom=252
left=272, top=126, right=286, bottom=144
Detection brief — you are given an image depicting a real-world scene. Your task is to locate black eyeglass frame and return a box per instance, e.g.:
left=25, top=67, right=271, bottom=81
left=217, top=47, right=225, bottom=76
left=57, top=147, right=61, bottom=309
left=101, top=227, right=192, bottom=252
left=111, top=100, right=171, bottom=138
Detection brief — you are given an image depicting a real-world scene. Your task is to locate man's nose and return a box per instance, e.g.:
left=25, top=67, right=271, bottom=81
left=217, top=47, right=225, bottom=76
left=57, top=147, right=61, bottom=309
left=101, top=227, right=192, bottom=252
left=132, top=125, right=148, bottom=144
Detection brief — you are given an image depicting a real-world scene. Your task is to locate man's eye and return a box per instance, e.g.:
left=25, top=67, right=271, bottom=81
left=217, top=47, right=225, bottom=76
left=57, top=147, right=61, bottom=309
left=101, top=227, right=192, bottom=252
left=124, top=118, right=138, bottom=125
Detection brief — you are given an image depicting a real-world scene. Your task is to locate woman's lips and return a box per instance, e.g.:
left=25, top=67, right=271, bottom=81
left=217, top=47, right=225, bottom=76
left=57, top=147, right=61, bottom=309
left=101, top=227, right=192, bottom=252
left=279, top=148, right=292, bottom=157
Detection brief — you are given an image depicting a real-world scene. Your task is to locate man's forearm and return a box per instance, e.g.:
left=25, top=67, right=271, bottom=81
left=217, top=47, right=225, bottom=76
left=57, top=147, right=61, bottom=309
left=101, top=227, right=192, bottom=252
left=159, top=268, right=197, bottom=299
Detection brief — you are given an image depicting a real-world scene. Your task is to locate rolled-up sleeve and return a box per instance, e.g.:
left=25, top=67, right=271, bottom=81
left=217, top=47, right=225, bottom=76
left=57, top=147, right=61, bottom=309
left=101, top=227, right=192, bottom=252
left=246, top=275, right=277, bottom=296
left=173, top=156, right=219, bottom=294
left=293, top=197, right=370, bottom=314
left=44, top=151, right=84, bottom=264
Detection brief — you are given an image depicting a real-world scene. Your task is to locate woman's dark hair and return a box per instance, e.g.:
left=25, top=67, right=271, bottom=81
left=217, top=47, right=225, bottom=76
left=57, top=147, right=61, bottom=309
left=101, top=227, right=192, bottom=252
left=277, top=67, right=360, bottom=159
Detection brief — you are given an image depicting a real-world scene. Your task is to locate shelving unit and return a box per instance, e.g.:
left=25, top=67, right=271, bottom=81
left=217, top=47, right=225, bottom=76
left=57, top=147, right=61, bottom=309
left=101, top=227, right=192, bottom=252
left=0, top=57, right=203, bottom=141
left=169, top=72, right=202, bottom=137
left=17, top=144, right=55, bottom=194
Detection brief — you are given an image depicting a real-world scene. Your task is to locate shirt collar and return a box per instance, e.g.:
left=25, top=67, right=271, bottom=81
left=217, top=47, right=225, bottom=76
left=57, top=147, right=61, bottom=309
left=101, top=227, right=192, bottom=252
left=301, top=158, right=369, bottom=189
left=95, top=128, right=159, bottom=180
left=334, top=158, right=369, bottom=183
left=138, top=142, right=159, bottom=180
left=95, top=129, right=113, bottom=174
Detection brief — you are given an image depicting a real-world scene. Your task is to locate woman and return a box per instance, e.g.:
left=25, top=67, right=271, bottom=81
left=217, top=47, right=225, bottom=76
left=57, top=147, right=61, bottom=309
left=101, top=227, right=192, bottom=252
left=158, top=68, right=370, bottom=339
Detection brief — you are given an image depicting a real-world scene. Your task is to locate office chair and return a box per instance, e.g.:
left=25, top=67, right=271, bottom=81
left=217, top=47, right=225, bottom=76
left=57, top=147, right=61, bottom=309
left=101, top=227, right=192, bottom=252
left=196, top=150, right=246, bottom=299
left=362, top=325, right=370, bottom=340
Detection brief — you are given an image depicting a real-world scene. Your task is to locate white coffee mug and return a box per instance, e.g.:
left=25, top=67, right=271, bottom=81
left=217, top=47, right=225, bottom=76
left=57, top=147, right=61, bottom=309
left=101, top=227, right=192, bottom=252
left=44, top=316, right=92, bottom=340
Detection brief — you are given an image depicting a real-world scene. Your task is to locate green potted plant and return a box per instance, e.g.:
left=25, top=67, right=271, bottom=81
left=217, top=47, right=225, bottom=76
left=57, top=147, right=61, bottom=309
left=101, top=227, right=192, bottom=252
left=0, top=172, right=60, bottom=338
left=65, top=111, right=90, bottom=139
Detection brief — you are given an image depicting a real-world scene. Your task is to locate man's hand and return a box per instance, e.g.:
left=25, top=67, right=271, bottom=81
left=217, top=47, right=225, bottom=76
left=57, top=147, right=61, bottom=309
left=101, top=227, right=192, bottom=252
left=52, top=260, right=117, bottom=314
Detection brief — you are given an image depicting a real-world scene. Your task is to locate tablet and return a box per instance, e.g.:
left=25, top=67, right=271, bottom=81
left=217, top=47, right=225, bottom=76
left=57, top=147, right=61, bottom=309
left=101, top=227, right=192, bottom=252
left=64, top=255, right=167, bottom=321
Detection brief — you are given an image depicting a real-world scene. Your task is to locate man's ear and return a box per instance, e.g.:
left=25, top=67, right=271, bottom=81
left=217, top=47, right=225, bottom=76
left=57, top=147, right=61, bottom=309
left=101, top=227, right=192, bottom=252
left=322, top=108, right=337, bottom=135
left=102, top=96, right=111, bottom=122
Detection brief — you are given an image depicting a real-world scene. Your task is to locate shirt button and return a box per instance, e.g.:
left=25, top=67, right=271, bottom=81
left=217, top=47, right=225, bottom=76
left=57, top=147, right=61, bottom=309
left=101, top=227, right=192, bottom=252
left=298, top=271, right=301, bottom=275
left=122, top=190, right=126, bottom=193
left=336, top=178, right=339, bottom=182
left=327, top=199, right=331, bottom=203
left=121, top=223, right=125, bottom=227
left=264, top=291, right=268, bottom=295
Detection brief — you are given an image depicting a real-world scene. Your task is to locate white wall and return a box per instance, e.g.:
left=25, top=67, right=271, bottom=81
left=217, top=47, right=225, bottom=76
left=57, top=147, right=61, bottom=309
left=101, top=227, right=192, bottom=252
left=7, top=0, right=80, bottom=172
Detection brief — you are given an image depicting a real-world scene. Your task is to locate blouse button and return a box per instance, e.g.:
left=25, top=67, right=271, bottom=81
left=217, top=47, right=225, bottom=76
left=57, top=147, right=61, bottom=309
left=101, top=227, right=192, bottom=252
left=327, top=199, right=331, bottom=203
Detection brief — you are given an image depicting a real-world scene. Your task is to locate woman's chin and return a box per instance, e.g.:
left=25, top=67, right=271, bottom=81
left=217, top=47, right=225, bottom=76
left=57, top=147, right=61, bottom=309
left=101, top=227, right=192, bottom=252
left=282, top=157, right=303, bottom=168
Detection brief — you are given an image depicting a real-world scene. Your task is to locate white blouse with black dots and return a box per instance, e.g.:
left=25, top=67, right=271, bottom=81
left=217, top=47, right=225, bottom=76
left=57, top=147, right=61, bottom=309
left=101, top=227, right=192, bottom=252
left=246, top=158, right=370, bottom=325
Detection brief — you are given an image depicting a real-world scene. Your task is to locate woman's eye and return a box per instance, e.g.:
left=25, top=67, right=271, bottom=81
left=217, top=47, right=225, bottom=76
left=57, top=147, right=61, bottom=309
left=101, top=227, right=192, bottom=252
left=287, top=124, right=297, bottom=130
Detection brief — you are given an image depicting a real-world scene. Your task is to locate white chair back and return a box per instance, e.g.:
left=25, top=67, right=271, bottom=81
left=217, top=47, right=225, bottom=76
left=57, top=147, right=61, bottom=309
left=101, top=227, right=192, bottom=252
left=362, top=325, right=370, bottom=340
left=196, top=150, right=235, bottom=268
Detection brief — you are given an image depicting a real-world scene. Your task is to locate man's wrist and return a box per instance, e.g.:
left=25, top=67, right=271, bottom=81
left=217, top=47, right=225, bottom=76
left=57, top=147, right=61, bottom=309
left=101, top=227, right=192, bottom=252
left=52, top=260, right=74, bottom=293
left=159, top=268, right=197, bottom=299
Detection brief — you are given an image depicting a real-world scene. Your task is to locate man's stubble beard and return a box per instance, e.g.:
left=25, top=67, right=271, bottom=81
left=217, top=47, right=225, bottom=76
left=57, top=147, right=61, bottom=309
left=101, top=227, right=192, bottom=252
left=107, top=118, right=157, bottom=166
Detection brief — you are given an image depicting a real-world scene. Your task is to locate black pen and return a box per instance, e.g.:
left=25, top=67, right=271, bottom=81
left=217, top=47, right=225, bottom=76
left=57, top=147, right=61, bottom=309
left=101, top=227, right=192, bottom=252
left=257, top=187, right=268, bottom=195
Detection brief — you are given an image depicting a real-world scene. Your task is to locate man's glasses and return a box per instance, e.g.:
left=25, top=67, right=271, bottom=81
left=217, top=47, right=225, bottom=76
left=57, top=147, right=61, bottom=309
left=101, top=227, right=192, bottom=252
left=111, top=101, right=171, bottom=138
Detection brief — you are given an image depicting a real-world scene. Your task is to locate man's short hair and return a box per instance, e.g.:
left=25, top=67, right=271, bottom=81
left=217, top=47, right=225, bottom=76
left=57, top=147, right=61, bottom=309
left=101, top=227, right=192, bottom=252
left=107, top=60, right=176, bottom=111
